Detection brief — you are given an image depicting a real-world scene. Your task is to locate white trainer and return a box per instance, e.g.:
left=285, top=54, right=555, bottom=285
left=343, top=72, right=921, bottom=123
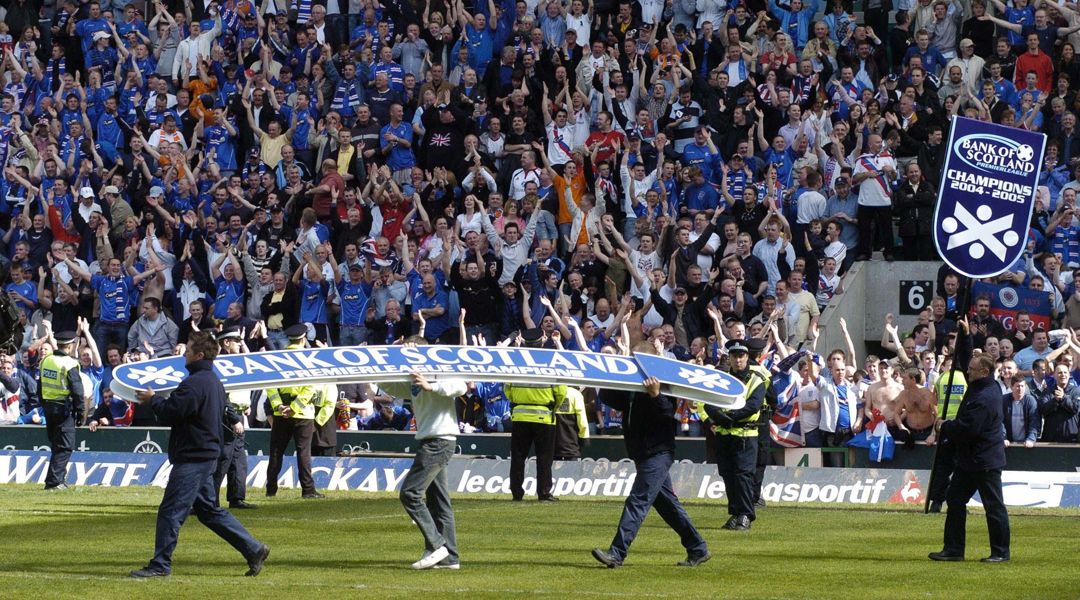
left=411, top=546, right=449, bottom=570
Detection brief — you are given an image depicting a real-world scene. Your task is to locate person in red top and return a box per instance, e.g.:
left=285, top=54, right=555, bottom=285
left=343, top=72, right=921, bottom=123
left=1014, top=32, right=1055, bottom=94
left=307, top=159, right=346, bottom=222
left=584, top=112, right=625, bottom=165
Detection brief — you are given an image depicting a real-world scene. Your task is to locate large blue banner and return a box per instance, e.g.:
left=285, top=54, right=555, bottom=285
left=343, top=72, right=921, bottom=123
left=111, top=346, right=746, bottom=409
left=933, top=117, right=1046, bottom=279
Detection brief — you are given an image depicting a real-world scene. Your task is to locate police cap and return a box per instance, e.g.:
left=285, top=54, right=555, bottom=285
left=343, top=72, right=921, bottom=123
left=520, top=328, right=544, bottom=346
left=285, top=324, right=309, bottom=339
left=217, top=326, right=243, bottom=342
left=745, top=338, right=767, bottom=354
left=725, top=339, right=749, bottom=354
left=54, top=331, right=78, bottom=345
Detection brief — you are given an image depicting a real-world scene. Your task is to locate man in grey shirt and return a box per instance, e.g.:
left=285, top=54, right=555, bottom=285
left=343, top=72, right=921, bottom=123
left=393, top=23, right=430, bottom=79
left=927, top=0, right=963, bottom=60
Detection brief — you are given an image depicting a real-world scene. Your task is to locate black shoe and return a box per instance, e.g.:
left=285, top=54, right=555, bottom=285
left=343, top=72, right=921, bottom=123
left=538, top=495, right=559, bottom=503
left=230, top=500, right=257, bottom=509
left=44, top=483, right=69, bottom=491
left=130, top=568, right=169, bottom=578
left=246, top=544, right=270, bottom=577
left=980, top=555, right=1010, bottom=563
left=928, top=551, right=964, bottom=562
left=928, top=501, right=943, bottom=513
left=301, top=491, right=326, bottom=499
left=511, top=496, right=524, bottom=502
left=884, top=254, right=895, bottom=263
left=591, top=548, right=622, bottom=568
left=722, top=516, right=751, bottom=531
left=677, top=551, right=712, bottom=567
left=754, top=497, right=766, bottom=508
left=265, top=488, right=277, bottom=498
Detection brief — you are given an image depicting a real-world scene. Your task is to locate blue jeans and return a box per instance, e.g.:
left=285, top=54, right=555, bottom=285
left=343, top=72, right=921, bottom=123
left=147, top=460, right=262, bottom=573
left=266, top=330, right=289, bottom=350
left=339, top=325, right=368, bottom=347
left=95, top=321, right=129, bottom=354
left=399, top=438, right=458, bottom=563
left=609, top=451, right=707, bottom=561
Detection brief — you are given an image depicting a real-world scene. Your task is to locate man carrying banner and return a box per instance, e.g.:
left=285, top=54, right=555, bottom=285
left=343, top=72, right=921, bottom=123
left=264, top=324, right=325, bottom=500
left=929, top=353, right=1011, bottom=563
left=703, top=339, right=768, bottom=530
left=383, top=339, right=468, bottom=570
left=591, top=342, right=710, bottom=568
left=130, top=331, right=269, bottom=578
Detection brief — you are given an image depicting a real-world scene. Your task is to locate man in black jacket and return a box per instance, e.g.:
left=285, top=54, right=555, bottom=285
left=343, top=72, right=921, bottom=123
left=130, top=331, right=269, bottom=578
left=929, top=353, right=1011, bottom=563
left=591, top=342, right=709, bottom=569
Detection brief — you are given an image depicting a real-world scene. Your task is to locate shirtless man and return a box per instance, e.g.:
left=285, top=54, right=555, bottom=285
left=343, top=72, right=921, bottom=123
left=894, top=368, right=938, bottom=448
left=864, top=360, right=903, bottom=427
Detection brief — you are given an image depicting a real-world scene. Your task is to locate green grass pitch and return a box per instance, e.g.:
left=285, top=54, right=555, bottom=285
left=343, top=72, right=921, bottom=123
left=1, top=485, right=1077, bottom=599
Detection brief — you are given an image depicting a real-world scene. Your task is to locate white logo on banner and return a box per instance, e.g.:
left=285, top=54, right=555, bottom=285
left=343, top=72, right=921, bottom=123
left=127, top=365, right=185, bottom=386
left=942, top=203, right=1019, bottom=261
left=678, top=367, right=732, bottom=390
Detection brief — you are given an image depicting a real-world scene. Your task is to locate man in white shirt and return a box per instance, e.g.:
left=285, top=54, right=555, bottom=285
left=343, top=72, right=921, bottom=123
left=752, top=219, right=795, bottom=294
left=852, top=133, right=897, bottom=261
left=384, top=367, right=468, bottom=571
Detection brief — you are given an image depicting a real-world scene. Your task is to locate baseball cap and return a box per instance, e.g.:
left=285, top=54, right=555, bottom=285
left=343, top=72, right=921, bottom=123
left=79, top=187, right=94, bottom=198
left=149, top=186, right=164, bottom=197
left=102, top=185, right=120, bottom=195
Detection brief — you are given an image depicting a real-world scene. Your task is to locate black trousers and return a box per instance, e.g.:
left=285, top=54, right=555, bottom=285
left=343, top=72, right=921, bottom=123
left=943, top=467, right=1011, bottom=559
left=753, top=421, right=771, bottom=502
left=509, top=421, right=556, bottom=500
left=214, top=431, right=249, bottom=504
left=856, top=205, right=894, bottom=258
left=266, top=418, right=315, bottom=495
left=716, top=434, right=757, bottom=519
left=44, top=404, right=75, bottom=488
left=901, top=236, right=938, bottom=261
left=929, top=435, right=957, bottom=503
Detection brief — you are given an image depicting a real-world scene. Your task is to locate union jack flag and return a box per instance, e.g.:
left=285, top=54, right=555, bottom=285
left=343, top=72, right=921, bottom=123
left=769, top=362, right=804, bottom=448
left=430, top=133, right=452, bottom=147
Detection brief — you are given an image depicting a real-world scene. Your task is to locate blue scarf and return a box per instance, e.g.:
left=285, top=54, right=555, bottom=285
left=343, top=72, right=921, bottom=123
left=332, top=78, right=361, bottom=115
left=293, top=0, right=313, bottom=24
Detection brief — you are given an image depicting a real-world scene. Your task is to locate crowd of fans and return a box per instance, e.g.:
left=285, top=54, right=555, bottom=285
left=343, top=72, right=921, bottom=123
left=0, top=0, right=1079, bottom=447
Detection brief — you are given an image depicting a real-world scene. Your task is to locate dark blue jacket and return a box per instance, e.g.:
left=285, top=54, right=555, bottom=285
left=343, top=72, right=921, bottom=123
left=1037, top=383, right=1080, bottom=442
left=151, top=360, right=224, bottom=463
left=599, top=389, right=677, bottom=462
left=1001, top=392, right=1040, bottom=443
left=942, top=376, right=1006, bottom=471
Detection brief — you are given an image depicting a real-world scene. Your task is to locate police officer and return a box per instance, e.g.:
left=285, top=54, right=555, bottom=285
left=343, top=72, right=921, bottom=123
left=214, top=327, right=256, bottom=509
left=704, top=339, right=768, bottom=530
left=554, top=387, right=589, bottom=461
left=265, top=324, right=325, bottom=499
left=505, top=328, right=567, bottom=502
left=311, top=383, right=339, bottom=457
left=748, top=340, right=776, bottom=508
left=40, top=331, right=85, bottom=491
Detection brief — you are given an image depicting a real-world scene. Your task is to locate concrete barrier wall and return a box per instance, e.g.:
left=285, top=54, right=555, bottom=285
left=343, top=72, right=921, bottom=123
left=818, top=260, right=944, bottom=367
